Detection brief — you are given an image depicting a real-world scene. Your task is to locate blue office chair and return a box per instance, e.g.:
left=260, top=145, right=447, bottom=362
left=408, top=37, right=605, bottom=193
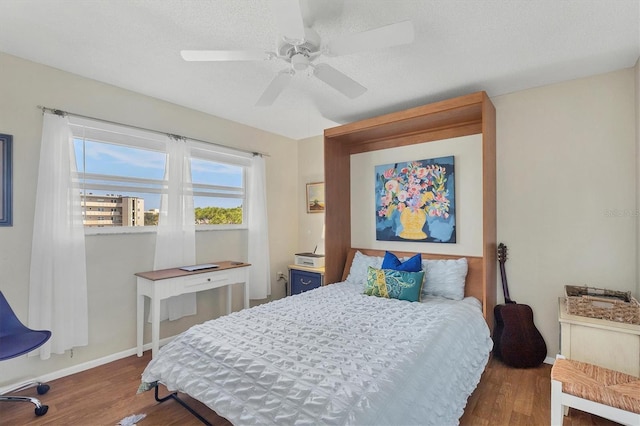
left=0, top=291, right=52, bottom=416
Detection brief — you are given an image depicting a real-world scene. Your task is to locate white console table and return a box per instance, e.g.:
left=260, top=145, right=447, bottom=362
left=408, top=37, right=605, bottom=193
left=136, top=261, right=250, bottom=358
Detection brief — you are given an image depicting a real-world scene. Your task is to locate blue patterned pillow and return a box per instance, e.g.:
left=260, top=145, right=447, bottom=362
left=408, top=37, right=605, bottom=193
left=381, top=251, right=422, bottom=272
left=364, top=266, right=425, bottom=302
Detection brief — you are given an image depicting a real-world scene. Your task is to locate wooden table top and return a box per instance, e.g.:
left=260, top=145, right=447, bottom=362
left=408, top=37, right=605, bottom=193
left=135, top=261, right=250, bottom=281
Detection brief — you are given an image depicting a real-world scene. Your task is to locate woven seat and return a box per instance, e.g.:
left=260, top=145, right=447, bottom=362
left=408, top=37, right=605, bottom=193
left=551, top=357, right=640, bottom=426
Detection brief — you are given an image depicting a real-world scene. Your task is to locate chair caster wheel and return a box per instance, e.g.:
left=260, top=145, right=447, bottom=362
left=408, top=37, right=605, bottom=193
left=37, top=384, right=50, bottom=395
left=35, top=405, right=49, bottom=416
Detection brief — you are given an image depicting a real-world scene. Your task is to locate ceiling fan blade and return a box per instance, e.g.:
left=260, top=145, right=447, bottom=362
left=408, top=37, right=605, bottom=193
left=181, top=50, right=272, bottom=62
left=256, top=70, right=294, bottom=106
left=325, top=20, right=414, bottom=56
left=271, top=0, right=305, bottom=42
left=313, top=63, right=367, bottom=99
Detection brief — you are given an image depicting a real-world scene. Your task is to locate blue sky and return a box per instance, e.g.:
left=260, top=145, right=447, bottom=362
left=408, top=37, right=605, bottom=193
left=74, top=139, right=243, bottom=210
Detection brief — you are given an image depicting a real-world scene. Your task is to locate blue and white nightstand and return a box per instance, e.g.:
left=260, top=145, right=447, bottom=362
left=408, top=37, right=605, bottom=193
left=288, top=265, right=325, bottom=296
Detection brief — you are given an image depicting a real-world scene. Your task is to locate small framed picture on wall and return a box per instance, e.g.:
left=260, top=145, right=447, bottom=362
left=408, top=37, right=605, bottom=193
left=306, top=182, right=325, bottom=213
left=0, top=133, right=12, bottom=227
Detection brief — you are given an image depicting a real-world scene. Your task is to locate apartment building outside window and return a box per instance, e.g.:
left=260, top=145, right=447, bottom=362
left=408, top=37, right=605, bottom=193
left=81, top=194, right=144, bottom=227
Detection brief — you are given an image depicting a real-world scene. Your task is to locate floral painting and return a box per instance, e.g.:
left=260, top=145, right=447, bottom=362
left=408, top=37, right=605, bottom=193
left=375, top=156, right=455, bottom=243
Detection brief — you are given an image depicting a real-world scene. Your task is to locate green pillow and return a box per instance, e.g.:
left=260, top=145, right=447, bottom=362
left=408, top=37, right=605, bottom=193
left=364, top=266, right=425, bottom=302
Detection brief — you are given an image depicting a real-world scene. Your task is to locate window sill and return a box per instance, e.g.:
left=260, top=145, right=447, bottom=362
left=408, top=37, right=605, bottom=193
left=84, top=225, right=247, bottom=236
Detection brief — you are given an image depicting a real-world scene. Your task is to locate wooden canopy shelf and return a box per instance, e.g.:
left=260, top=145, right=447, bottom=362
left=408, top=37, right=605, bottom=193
left=323, top=91, right=496, bottom=327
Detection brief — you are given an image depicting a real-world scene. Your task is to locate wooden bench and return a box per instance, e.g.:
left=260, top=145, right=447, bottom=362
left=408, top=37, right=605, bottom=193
left=551, top=356, right=640, bottom=426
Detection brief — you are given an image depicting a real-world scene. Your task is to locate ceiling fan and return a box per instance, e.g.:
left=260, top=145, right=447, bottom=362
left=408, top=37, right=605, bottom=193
left=180, top=0, right=414, bottom=106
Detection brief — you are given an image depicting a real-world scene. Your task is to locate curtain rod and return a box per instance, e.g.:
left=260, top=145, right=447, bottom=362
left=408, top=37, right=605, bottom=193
left=36, top=105, right=269, bottom=157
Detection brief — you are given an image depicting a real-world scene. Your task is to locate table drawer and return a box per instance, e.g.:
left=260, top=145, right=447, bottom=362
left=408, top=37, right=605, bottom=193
left=290, top=269, right=322, bottom=295
left=181, top=272, right=230, bottom=291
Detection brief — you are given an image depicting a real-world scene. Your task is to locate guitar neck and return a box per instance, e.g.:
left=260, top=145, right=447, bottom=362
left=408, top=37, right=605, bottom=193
left=499, top=262, right=512, bottom=303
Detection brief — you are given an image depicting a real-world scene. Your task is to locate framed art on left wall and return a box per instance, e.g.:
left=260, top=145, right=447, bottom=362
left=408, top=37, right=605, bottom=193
left=306, top=182, right=325, bottom=213
left=0, top=134, right=12, bottom=226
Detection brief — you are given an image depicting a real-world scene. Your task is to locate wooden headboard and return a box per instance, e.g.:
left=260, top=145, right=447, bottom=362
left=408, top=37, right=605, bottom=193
left=342, top=248, right=487, bottom=320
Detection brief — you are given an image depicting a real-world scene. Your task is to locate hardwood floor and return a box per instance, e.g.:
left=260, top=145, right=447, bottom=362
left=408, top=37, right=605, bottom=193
left=0, top=354, right=621, bottom=425
left=459, top=357, right=619, bottom=426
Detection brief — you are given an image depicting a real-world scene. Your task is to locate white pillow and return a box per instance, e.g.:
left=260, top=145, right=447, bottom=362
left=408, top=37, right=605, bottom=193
left=346, top=251, right=383, bottom=284
left=421, top=258, right=468, bottom=300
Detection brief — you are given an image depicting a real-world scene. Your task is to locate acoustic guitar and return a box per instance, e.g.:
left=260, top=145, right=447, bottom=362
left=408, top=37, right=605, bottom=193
left=493, top=243, right=547, bottom=368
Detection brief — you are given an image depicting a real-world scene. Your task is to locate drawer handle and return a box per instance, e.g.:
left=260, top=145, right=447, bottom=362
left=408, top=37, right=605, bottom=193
left=185, top=277, right=226, bottom=287
left=300, top=278, right=312, bottom=286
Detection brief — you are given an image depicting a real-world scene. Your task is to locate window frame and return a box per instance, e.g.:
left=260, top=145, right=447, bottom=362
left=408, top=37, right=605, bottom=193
left=189, top=140, right=249, bottom=231
left=69, top=118, right=251, bottom=235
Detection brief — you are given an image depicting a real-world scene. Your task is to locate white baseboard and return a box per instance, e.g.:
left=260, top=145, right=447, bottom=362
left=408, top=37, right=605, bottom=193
left=0, top=336, right=175, bottom=395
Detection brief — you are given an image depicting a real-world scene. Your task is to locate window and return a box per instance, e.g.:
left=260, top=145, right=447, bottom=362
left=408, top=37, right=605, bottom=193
left=191, top=156, right=245, bottom=225
left=70, top=119, right=250, bottom=232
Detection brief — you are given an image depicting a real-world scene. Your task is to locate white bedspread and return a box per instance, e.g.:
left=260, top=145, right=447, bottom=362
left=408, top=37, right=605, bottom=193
left=140, top=281, right=492, bottom=425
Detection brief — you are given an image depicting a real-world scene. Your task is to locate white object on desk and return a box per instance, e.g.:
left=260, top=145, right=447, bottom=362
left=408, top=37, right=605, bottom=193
left=558, top=297, right=640, bottom=376
left=136, top=261, right=250, bottom=358
left=294, top=252, right=325, bottom=268
left=179, top=263, right=219, bottom=272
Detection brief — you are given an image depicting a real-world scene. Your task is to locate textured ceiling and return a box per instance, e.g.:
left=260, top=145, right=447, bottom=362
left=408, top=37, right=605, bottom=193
left=0, top=0, right=638, bottom=140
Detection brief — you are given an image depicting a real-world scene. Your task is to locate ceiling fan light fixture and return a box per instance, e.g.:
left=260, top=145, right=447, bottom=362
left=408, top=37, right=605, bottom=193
left=276, top=27, right=320, bottom=57
left=291, top=53, right=310, bottom=71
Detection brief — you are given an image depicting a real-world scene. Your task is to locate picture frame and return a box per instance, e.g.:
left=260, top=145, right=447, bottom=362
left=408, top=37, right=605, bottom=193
left=375, top=156, right=456, bottom=243
left=0, top=134, right=12, bottom=226
left=306, top=182, right=325, bottom=213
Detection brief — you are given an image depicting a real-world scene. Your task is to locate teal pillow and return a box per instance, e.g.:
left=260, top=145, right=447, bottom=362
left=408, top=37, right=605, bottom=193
left=364, top=266, right=425, bottom=302
left=381, top=251, right=422, bottom=272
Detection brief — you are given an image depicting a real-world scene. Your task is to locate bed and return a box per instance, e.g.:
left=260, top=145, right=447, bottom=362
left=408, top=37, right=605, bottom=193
left=139, top=248, right=493, bottom=425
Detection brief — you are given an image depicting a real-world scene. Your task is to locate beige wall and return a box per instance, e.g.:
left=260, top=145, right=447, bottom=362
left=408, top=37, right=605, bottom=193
left=298, top=67, right=638, bottom=360
left=297, top=135, right=325, bottom=254
left=494, top=68, right=637, bottom=357
left=0, top=52, right=298, bottom=386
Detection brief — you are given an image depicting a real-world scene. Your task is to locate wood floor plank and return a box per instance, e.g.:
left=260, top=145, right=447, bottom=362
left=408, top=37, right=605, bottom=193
left=513, top=367, right=536, bottom=416
left=459, top=357, right=623, bottom=426
left=0, top=353, right=624, bottom=425
left=488, top=380, right=516, bottom=425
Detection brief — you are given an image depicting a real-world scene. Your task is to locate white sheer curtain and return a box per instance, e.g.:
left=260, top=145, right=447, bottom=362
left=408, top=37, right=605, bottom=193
left=29, top=113, right=88, bottom=359
left=247, top=155, right=271, bottom=299
left=154, top=137, right=197, bottom=321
